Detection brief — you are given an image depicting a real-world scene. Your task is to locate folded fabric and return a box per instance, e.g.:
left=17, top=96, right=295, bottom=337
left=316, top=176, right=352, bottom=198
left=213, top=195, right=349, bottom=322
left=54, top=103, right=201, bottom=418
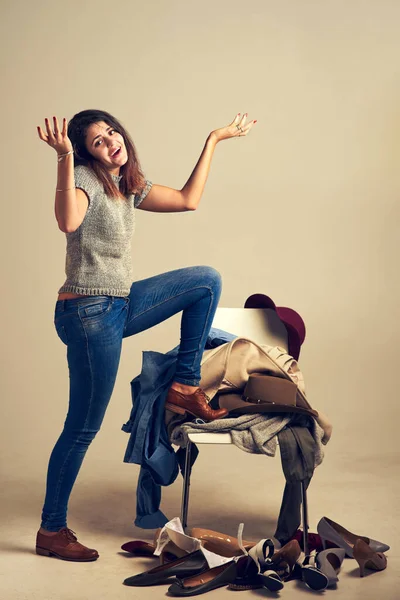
left=170, top=412, right=290, bottom=457
left=170, top=411, right=323, bottom=467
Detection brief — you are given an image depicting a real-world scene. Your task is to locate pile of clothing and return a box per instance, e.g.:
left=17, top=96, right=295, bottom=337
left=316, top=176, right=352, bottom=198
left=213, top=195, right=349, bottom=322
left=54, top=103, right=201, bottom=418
left=121, top=328, right=323, bottom=535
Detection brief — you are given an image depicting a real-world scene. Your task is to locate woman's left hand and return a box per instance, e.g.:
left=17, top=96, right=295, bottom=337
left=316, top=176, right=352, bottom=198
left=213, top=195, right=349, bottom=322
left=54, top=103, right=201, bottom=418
left=210, top=113, right=257, bottom=143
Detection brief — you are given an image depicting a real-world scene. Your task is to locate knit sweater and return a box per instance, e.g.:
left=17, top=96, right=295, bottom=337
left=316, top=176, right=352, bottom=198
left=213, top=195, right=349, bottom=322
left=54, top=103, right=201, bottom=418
left=58, top=165, right=152, bottom=297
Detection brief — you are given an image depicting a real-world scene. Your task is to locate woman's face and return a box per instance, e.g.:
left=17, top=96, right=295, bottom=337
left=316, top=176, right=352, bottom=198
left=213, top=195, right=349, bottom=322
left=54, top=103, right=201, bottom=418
left=85, top=121, right=128, bottom=173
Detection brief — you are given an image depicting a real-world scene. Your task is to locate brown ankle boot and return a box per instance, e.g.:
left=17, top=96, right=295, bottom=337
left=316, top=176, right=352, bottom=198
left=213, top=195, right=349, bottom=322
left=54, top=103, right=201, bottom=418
left=36, top=527, right=99, bottom=561
left=165, top=387, right=228, bottom=421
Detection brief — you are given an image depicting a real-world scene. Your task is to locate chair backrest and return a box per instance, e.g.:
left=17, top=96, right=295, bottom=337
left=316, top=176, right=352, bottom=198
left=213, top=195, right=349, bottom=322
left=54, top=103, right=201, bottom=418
left=211, top=308, right=288, bottom=350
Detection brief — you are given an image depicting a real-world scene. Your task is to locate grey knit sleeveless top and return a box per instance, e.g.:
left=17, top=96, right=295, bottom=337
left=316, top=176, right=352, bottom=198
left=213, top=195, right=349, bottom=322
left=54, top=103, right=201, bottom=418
left=58, top=165, right=152, bottom=297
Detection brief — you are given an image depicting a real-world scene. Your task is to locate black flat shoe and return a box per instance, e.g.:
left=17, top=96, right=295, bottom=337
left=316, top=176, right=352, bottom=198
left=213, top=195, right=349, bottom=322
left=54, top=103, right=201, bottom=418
left=168, top=556, right=247, bottom=597
left=123, top=549, right=207, bottom=586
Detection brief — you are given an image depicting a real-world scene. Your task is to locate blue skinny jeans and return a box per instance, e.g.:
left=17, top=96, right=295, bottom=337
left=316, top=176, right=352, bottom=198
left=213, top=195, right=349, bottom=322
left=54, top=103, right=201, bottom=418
left=41, top=265, right=222, bottom=531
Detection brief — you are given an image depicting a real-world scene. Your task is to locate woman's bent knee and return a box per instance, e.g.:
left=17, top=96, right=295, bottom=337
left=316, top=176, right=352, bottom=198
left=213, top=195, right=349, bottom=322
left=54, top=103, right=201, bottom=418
left=194, top=265, right=222, bottom=293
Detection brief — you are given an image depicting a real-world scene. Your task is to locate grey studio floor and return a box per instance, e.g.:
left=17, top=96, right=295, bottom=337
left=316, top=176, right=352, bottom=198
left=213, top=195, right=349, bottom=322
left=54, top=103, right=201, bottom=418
left=1, top=438, right=399, bottom=600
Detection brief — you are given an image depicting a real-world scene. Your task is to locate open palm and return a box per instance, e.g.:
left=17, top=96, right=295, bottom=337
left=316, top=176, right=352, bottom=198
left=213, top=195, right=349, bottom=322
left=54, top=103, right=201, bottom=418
left=37, top=116, right=73, bottom=155
left=211, top=113, right=257, bottom=142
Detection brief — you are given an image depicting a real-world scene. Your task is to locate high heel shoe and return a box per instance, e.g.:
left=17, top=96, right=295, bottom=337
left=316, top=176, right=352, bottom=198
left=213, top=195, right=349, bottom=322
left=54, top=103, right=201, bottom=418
left=317, top=516, right=390, bottom=558
left=316, top=548, right=345, bottom=586
left=301, top=553, right=329, bottom=591
left=353, top=538, right=387, bottom=577
left=301, top=548, right=345, bottom=590
left=270, top=539, right=302, bottom=582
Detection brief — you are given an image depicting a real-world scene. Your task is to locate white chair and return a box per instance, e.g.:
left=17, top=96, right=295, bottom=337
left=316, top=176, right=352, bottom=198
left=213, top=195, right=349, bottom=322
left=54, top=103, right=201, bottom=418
left=179, top=307, right=310, bottom=554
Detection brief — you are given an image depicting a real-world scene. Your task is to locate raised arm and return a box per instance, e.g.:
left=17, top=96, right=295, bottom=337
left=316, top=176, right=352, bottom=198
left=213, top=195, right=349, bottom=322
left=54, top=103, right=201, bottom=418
left=138, top=113, right=257, bottom=213
left=37, top=117, right=88, bottom=233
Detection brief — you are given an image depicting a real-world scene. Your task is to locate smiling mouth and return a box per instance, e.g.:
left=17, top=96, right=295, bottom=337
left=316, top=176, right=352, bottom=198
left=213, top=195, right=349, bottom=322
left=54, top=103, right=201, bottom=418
left=111, top=148, right=122, bottom=157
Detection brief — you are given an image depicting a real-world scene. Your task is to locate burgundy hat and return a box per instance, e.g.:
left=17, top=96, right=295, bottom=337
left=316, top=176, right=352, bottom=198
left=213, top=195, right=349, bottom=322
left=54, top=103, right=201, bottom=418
left=244, top=294, right=306, bottom=360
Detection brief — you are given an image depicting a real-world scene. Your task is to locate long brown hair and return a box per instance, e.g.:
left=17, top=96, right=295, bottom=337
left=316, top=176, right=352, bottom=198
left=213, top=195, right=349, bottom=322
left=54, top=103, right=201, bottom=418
left=67, top=109, right=146, bottom=201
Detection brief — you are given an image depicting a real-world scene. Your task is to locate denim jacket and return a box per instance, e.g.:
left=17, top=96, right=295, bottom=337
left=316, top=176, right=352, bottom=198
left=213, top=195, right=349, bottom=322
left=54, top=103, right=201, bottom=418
left=121, top=328, right=236, bottom=529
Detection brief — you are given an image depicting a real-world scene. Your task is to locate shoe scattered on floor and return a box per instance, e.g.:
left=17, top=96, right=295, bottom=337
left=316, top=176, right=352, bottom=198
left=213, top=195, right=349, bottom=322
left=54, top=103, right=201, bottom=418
left=301, top=548, right=345, bottom=590
left=353, top=538, right=387, bottom=577
left=168, top=556, right=246, bottom=597
left=123, top=550, right=208, bottom=587
left=317, top=516, right=390, bottom=558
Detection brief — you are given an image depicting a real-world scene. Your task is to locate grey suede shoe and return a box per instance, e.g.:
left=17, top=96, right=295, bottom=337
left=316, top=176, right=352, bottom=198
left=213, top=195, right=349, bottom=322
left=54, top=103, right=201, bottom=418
left=316, top=548, right=346, bottom=586
left=317, top=517, right=390, bottom=558
left=301, top=548, right=346, bottom=591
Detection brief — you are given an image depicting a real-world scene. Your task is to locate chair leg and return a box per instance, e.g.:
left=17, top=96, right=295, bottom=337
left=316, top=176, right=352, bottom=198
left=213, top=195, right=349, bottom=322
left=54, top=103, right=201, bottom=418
left=180, top=440, right=192, bottom=531
left=300, top=480, right=309, bottom=556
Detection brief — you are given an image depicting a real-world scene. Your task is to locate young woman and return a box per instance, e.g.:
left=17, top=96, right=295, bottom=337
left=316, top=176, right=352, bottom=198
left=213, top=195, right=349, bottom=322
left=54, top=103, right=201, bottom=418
left=35, top=109, right=257, bottom=561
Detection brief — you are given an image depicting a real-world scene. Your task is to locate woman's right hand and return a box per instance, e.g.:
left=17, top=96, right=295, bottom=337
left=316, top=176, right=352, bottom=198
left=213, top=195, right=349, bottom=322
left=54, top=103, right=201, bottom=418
left=37, top=116, right=73, bottom=155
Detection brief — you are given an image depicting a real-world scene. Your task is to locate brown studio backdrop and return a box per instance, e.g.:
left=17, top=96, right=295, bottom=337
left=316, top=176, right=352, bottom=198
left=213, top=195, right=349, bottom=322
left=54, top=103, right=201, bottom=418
left=1, top=0, right=399, bottom=542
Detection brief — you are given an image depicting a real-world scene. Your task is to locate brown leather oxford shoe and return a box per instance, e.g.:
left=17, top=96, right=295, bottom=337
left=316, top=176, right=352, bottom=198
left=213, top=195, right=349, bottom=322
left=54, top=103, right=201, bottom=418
left=36, top=527, right=99, bottom=562
left=165, top=387, right=228, bottom=421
